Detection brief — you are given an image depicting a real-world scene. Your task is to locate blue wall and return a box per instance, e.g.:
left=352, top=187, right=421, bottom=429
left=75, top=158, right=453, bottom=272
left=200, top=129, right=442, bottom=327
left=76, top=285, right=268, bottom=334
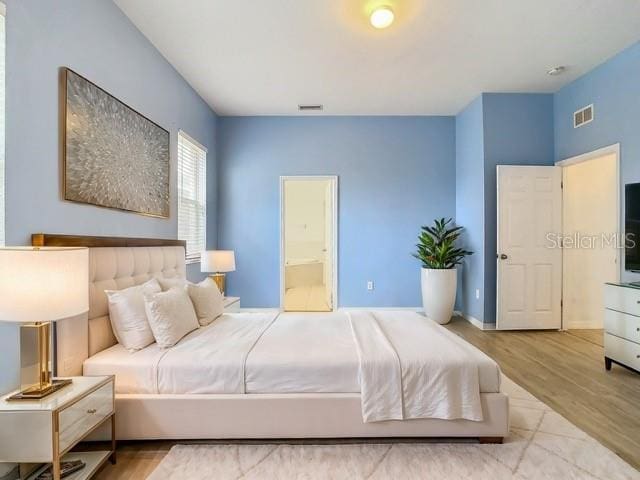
left=0, top=0, right=218, bottom=395
left=455, top=97, right=485, bottom=321
left=482, top=93, right=555, bottom=322
left=555, top=40, right=640, bottom=283
left=217, top=116, right=456, bottom=308
left=453, top=93, right=555, bottom=323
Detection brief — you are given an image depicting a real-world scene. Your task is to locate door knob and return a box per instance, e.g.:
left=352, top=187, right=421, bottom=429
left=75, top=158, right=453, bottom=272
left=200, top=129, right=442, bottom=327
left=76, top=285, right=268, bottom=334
left=499, top=254, right=508, bottom=260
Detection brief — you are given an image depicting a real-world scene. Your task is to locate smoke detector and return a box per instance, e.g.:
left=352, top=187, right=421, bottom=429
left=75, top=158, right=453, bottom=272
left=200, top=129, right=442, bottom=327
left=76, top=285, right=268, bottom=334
left=547, top=66, right=566, bottom=76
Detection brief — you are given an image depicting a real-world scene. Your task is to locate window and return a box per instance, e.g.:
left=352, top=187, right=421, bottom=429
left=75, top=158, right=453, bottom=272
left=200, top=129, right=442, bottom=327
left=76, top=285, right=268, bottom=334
left=0, top=6, right=5, bottom=246
left=177, top=131, right=207, bottom=263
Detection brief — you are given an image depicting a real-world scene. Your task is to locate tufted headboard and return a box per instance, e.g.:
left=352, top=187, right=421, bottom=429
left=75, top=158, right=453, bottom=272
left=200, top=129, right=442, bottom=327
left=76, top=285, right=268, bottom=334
left=32, top=234, right=186, bottom=376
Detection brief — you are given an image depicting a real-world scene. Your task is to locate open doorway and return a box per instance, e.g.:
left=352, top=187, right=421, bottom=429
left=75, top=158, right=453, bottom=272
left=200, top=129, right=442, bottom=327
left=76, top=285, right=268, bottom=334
left=280, top=176, right=337, bottom=312
left=558, top=145, right=620, bottom=329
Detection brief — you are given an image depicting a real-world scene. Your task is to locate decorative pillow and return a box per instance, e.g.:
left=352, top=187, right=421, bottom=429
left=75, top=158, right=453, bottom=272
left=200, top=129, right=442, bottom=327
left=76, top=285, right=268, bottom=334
left=187, top=277, right=224, bottom=326
left=105, top=278, right=161, bottom=352
left=144, top=287, right=200, bottom=348
left=157, top=277, right=188, bottom=291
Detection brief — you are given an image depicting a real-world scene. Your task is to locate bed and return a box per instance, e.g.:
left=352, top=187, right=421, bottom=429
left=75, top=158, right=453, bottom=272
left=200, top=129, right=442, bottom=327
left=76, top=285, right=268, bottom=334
left=33, top=233, right=509, bottom=443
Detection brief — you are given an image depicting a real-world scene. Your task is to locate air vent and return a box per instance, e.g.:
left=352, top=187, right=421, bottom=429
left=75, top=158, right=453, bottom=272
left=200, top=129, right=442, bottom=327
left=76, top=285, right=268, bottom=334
left=298, top=104, right=323, bottom=112
left=574, top=104, right=594, bottom=128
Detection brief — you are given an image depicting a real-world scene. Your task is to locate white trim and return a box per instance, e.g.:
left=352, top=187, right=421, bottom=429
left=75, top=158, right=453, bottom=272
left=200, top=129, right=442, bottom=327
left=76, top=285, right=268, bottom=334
left=556, top=143, right=621, bottom=330
left=555, top=143, right=619, bottom=168
left=178, top=129, right=208, bottom=153
left=338, top=307, right=423, bottom=312
left=279, top=176, right=338, bottom=311
left=455, top=311, right=496, bottom=330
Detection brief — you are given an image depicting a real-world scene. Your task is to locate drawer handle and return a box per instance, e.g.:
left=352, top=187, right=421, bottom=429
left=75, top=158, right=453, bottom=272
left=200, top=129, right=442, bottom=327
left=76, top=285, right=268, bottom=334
left=87, top=408, right=97, bottom=414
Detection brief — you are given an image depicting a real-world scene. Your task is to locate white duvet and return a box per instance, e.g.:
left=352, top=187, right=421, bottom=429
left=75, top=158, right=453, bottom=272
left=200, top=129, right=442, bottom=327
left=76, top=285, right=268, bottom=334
left=84, top=311, right=498, bottom=423
left=348, top=310, right=483, bottom=422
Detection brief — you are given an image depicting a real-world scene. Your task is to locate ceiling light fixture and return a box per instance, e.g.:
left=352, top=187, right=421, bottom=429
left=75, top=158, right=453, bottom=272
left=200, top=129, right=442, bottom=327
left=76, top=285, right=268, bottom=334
left=547, top=66, right=566, bottom=76
left=370, top=6, right=394, bottom=29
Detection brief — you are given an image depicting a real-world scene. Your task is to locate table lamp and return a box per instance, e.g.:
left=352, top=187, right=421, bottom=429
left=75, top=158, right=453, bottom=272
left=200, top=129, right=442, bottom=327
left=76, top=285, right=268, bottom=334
left=201, top=250, right=235, bottom=296
left=0, top=247, right=88, bottom=400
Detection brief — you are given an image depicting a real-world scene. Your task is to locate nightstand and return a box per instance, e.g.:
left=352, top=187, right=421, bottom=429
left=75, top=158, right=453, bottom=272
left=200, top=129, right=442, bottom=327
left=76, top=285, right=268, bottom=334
left=223, top=296, right=241, bottom=312
left=0, top=376, right=115, bottom=480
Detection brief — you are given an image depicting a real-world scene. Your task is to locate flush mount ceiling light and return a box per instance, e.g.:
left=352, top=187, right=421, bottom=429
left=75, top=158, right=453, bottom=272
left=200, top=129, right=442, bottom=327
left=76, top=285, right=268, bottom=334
left=370, top=6, right=394, bottom=29
left=547, top=66, right=567, bottom=76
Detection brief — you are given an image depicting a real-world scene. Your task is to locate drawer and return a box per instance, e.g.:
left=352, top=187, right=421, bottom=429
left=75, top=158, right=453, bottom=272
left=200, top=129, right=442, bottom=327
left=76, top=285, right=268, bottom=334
left=605, top=333, right=640, bottom=371
left=604, top=283, right=640, bottom=315
left=58, top=381, right=113, bottom=453
left=605, top=309, right=640, bottom=342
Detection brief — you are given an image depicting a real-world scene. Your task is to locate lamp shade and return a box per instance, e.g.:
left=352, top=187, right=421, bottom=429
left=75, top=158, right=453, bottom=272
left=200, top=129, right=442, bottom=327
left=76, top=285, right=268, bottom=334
left=201, top=250, right=236, bottom=273
left=0, top=247, right=89, bottom=323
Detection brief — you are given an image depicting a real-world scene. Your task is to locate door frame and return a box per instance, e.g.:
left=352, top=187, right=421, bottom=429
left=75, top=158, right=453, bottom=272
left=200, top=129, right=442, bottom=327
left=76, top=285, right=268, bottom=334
left=279, top=175, right=338, bottom=311
left=555, top=143, right=621, bottom=329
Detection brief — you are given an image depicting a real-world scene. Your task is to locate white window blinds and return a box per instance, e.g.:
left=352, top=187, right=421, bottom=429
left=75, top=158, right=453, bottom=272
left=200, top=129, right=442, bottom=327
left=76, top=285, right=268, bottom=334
left=0, top=8, right=5, bottom=246
left=177, top=131, right=207, bottom=263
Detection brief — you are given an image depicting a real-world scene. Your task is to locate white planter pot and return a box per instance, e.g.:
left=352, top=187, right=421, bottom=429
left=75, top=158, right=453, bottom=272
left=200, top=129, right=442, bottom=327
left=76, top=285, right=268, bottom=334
left=421, top=268, right=457, bottom=325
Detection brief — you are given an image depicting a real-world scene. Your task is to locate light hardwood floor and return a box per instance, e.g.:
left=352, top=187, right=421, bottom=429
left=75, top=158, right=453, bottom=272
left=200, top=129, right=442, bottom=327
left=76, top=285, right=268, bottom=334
left=94, top=317, right=640, bottom=478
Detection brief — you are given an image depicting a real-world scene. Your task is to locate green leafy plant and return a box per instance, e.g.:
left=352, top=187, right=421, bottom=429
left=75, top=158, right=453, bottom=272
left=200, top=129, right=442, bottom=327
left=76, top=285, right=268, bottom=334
left=413, top=218, right=473, bottom=269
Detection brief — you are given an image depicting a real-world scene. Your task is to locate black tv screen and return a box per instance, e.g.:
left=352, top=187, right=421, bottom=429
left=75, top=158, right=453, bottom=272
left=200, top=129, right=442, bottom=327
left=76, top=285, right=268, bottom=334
left=626, top=183, right=640, bottom=271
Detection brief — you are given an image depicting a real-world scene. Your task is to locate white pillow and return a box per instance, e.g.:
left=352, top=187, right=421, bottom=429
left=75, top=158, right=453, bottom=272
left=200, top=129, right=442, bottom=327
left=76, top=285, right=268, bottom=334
left=105, top=278, right=161, bottom=352
left=144, top=287, right=199, bottom=348
left=187, top=277, right=224, bottom=326
left=157, top=277, right=188, bottom=291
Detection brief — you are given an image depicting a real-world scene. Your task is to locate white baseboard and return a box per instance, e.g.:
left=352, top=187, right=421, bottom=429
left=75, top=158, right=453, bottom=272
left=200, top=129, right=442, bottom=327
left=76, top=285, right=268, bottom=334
left=454, top=311, right=496, bottom=330
left=338, top=307, right=423, bottom=312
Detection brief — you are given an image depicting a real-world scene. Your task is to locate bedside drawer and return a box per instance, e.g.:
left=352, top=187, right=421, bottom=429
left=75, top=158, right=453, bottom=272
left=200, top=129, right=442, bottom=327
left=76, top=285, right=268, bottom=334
left=604, top=283, right=640, bottom=315
left=58, top=381, right=113, bottom=453
left=605, top=333, right=640, bottom=371
left=605, top=309, right=640, bottom=342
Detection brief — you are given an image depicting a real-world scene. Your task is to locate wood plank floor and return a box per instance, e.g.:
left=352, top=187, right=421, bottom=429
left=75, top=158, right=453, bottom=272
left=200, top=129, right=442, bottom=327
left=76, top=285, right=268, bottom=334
left=445, top=318, right=640, bottom=470
left=94, top=317, right=640, bottom=478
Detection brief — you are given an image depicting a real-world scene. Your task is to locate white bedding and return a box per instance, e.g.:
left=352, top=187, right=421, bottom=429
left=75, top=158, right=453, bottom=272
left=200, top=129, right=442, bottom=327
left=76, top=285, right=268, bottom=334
left=84, top=311, right=501, bottom=409
left=349, top=310, right=483, bottom=422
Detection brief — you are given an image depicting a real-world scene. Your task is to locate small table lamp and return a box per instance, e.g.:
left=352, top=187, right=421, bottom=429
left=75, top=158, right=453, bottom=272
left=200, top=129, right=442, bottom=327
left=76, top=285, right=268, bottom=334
left=0, top=247, right=88, bottom=400
left=201, top=250, right=235, bottom=296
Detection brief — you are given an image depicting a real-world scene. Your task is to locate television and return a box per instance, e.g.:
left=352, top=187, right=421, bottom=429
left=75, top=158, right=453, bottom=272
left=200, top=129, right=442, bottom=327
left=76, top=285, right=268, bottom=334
left=625, top=183, right=640, bottom=271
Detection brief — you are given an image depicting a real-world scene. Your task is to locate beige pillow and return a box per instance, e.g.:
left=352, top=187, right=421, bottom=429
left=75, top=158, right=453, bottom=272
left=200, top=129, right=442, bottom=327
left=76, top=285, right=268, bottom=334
left=105, top=278, right=161, bottom=352
left=187, top=277, right=224, bottom=326
left=157, top=277, right=188, bottom=291
left=144, top=287, right=199, bottom=348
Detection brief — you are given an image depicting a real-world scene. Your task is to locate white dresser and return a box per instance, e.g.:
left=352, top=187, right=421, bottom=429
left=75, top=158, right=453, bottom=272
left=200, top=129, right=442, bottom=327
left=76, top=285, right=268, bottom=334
left=604, top=282, right=640, bottom=373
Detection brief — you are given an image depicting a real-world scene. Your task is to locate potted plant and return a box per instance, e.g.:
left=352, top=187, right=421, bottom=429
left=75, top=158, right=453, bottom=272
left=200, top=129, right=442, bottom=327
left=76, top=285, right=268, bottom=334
left=413, top=218, right=472, bottom=325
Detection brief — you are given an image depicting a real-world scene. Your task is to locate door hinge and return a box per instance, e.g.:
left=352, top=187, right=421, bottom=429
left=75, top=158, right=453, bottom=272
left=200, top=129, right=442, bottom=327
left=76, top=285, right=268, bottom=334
left=561, top=181, right=563, bottom=189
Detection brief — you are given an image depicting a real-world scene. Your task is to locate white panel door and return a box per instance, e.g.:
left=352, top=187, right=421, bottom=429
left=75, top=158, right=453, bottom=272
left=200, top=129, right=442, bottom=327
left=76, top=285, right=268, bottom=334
left=497, top=165, right=562, bottom=330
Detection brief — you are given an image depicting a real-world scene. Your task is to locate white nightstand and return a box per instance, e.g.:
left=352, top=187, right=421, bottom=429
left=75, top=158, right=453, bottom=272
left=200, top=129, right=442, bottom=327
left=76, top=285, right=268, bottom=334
left=223, top=296, right=241, bottom=312
left=0, top=376, right=115, bottom=480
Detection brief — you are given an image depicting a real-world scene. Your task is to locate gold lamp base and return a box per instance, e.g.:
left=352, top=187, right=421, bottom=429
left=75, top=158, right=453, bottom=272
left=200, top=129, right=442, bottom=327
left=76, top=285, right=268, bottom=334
left=8, top=378, right=72, bottom=401
left=210, top=273, right=226, bottom=296
left=7, top=321, right=72, bottom=401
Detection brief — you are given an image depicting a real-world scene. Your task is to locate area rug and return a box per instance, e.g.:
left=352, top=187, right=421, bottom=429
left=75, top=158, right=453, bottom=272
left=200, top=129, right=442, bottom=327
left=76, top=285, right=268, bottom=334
left=148, top=376, right=639, bottom=479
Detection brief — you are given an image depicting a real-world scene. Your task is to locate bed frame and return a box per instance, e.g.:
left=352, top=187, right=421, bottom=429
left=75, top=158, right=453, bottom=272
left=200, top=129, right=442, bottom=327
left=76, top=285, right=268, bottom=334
left=33, top=233, right=509, bottom=443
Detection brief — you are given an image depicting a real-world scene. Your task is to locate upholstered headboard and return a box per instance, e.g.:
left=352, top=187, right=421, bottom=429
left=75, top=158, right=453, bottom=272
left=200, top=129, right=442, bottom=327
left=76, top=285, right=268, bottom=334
left=32, top=234, right=186, bottom=376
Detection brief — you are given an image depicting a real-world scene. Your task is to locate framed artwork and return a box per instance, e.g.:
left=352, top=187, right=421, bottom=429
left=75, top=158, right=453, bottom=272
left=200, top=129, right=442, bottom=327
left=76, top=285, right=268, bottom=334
left=63, top=68, right=170, bottom=218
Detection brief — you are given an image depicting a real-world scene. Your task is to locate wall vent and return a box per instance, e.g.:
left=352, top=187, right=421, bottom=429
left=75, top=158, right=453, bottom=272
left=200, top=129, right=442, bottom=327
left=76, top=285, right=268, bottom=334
left=574, top=104, right=594, bottom=128
left=298, top=104, right=323, bottom=112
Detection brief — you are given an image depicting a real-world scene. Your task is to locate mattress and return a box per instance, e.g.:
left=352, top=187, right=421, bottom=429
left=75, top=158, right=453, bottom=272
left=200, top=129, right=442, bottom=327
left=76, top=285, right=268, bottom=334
left=83, top=311, right=500, bottom=395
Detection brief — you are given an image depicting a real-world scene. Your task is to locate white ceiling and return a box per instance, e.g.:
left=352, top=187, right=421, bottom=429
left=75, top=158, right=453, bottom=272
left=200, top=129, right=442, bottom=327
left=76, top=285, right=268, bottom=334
left=114, top=0, right=640, bottom=116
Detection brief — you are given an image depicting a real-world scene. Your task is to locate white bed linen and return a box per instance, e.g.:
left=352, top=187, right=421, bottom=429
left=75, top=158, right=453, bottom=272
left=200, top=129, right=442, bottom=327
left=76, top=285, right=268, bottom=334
left=84, top=311, right=500, bottom=398
left=245, top=312, right=360, bottom=393
left=349, top=311, right=485, bottom=422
